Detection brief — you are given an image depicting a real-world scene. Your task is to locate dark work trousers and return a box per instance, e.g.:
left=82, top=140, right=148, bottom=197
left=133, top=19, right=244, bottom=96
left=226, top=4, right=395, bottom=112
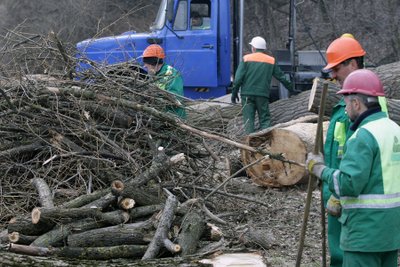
left=241, top=95, right=270, bottom=134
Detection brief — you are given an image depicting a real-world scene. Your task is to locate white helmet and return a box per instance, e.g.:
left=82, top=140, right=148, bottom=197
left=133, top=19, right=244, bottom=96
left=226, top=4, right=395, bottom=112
left=249, top=36, right=266, bottom=50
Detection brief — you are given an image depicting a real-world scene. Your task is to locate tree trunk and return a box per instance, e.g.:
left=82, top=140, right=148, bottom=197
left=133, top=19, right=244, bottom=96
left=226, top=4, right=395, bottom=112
left=242, top=122, right=328, bottom=187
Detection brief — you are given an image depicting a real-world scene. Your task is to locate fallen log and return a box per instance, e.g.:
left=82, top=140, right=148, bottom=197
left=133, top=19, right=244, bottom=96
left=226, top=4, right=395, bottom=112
left=31, top=210, right=129, bottom=247
left=242, top=121, right=328, bottom=187
left=176, top=211, right=206, bottom=256
left=9, top=243, right=147, bottom=260
left=67, top=219, right=154, bottom=247
left=8, top=232, right=38, bottom=245
left=8, top=216, right=53, bottom=236
left=31, top=207, right=102, bottom=225
left=142, top=192, right=180, bottom=259
left=30, top=178, right=54, bottom=208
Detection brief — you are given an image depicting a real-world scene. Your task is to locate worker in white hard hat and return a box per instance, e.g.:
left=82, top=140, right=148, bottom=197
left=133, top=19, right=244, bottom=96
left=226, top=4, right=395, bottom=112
left=231, top=36, right=293, bottom=134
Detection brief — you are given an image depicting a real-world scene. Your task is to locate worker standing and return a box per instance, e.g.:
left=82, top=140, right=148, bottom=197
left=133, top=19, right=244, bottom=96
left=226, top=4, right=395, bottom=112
left=321, top=34, right=389, bottom=267
left=142, top=44, right=186, bottom=118
left=306, top=69, right=400, bottom=267
left=231, top=36, right=292, bottom=134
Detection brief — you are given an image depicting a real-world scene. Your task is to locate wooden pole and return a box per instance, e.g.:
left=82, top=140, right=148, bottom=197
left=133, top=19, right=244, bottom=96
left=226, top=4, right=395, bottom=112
left=296, top=81, right=328, bottom=267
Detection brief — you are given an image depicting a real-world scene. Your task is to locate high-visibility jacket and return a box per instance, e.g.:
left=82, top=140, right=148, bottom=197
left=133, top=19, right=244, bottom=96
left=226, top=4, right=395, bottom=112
left=321, top=111, right=400, bottom=252
left=232, top=52, right=292, bottom=98
left=155, top=64, right=186, bottom=118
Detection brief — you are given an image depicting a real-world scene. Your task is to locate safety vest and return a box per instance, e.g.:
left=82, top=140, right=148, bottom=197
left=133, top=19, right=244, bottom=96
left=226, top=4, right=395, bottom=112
left=332, top=97, right=389, bottom=158
left=339, top=117, right=400, bottom=209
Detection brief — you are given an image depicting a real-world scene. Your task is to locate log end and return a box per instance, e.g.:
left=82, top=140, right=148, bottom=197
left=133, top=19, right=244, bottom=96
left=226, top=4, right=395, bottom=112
left=8, top=232, right=19, bottom=243
left=111, top=180, right=124, bottom=195
left=31, top=207, right=41, bottom=224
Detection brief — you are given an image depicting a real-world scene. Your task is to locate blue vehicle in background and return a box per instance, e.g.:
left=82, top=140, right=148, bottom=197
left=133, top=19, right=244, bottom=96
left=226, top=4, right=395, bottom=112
left=76, top=0, right=325, bottom=100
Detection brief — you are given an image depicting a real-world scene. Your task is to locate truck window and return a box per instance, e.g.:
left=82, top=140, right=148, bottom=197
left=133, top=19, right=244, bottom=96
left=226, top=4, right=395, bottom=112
left=151, top=0, right=168, bottom=31
left=173, top=1, right=188, bottom=31
left=190, top=0, right=211, bottom=30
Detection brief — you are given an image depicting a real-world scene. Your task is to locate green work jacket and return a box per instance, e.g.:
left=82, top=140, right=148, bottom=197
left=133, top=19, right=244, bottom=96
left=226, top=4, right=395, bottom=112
left=321, top=111, right=400, bottom=252
left=323, top=98, right=353, bottom=202
left=232, top=52, right=292, bottom=98
left=155, top=64, right=186, bottom=118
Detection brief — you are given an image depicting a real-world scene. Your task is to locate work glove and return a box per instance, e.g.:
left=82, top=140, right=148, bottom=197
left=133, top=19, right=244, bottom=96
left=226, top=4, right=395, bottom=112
left=305, top=152, right=326, bottom=179
left=231, top=91, right=239, bottom=104
left=326, top=195, right=341, bottom=217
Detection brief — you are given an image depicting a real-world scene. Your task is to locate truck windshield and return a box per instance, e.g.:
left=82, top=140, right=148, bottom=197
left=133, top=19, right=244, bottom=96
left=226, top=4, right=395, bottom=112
left=151, top=0, right=168, bottom=31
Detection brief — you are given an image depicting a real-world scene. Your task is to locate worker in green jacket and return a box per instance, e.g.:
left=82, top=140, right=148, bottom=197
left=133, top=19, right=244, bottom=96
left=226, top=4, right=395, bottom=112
left=231, top=36, right=292, bottom=134
left=322, top=34, right=389, bottom=267
left=307, top=69, right=400, bottom=267
left=142, top=44, right=186, bottom=119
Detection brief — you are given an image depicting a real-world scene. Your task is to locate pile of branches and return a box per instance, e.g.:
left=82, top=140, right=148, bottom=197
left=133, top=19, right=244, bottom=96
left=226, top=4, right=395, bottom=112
left=0, top=30, right=274, bottom=263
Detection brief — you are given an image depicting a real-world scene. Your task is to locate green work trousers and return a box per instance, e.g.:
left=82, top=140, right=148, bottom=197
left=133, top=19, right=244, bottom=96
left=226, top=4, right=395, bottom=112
left=327, top=214, right=343, bottom=267
left=241, top=95, right=270, bottom=134
left=343, top=250, right=398, bottom=267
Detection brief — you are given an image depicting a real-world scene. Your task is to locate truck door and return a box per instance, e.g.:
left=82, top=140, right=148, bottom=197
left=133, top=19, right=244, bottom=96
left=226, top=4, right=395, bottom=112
left=166, top=0, right=218, bottom=90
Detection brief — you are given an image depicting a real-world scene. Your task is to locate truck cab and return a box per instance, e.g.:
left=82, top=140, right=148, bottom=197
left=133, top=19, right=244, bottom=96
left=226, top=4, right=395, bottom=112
left=76, top=0, right=231, bottom=99
left=76, top=0, right=325, bottom=100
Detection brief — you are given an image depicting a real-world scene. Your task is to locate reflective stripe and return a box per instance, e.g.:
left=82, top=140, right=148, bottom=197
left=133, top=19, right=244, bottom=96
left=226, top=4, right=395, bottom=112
left=333, top=122, right=346, bottom=158
left=333, top=169, right=341, bottom=197
left=378, top=96, right=389, bottom=118
left=341, top=192, right=400, bottom=209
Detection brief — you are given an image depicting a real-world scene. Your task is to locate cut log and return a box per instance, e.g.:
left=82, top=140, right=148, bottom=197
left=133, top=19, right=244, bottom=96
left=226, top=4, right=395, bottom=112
left=242, top=122, right=328, bottom=187
left=67, top=220, right=154, bottom=247
left=129, top=204, right=163, bottom=220
left=31, top=207, right=102, bottom=225
left=8, top=216, right=53, bottom=236
left=9, top=243, right=147, bottom=260
left=8, top=232, right=38, bottom=245
left=176, top=211, right=206, bottom=256
left=142, top=193, right=180, bottom=259
left=30, top=178, right=54, bottom=208
left=58, top=189, right=109, bottom=209
left=31, top=210, right=129, bottom=247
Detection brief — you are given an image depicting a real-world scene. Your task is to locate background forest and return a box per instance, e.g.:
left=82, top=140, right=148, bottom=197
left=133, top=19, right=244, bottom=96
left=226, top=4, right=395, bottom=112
left=0, top=0, right=399, bottom=68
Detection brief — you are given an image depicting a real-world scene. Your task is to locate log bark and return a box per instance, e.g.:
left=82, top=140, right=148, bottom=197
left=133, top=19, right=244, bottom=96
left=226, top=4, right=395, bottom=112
left=31, top=210, right=129, bottom=247
left=142, top=193, right=180, bottom=259
left=58, top=189, right=109, bottom=209
left=81, top=192, right=117, bottom=209
left=67, top=220, right=154, bottom=247
left=9, top=243, right=147, bottom=260
left=176, top=211, right=206, bottom=256
left=242, top=122, right=328, bottom=187
left=129, top=204, right=163, bottom=220
left=30, top=178, right=54, bottom=208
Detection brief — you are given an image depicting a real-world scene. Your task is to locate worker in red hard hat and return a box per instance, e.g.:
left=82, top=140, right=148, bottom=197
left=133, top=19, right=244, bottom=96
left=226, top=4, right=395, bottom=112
left=317, top=34, right=389, bottom=267
left=307, top=69, right=400, bottom=267
left=142, top=44, right=186, bottom=118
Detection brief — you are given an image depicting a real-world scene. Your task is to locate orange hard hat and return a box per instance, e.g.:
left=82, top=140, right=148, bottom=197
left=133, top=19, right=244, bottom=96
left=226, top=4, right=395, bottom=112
left=324, top=37, right=366, bottom=70
left=142, top=44, right=165, bottom=59
left=337, top=69, right=385, bottom=97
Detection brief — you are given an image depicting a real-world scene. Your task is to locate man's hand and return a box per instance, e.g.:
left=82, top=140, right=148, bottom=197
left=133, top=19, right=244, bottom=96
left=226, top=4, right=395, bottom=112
left=231, top=92, right=239, bottom=104
left=305, top=152, right=326, bottom=178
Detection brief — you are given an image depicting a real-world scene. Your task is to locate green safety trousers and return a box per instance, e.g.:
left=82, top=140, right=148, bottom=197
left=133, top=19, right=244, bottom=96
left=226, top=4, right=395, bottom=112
left=343, top=250, right=398, bottom=267
left=327, top=214, right=343, bottom=267
left=241, top=95, right=270, bottom=134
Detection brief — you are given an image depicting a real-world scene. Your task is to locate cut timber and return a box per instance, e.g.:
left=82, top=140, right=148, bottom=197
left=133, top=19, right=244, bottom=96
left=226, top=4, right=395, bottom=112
left=242, top=122, right=328, bottom=187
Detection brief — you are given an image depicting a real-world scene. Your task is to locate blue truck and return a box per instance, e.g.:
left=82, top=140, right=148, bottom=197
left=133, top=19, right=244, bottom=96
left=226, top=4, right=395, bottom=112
left=76, top=0, right=325, bottom=100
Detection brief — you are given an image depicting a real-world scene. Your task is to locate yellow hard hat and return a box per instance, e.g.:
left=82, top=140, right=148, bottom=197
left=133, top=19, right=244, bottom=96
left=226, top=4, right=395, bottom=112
left=341, top=33, right=355, bottom=39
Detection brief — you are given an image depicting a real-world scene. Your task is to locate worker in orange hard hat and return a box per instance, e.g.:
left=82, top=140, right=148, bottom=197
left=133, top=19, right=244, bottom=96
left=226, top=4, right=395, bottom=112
left=307, top=69, right=400, bottom=267
left=318, top=35, right=388, bottom=267
left=142, top=44, right=186, bottom=118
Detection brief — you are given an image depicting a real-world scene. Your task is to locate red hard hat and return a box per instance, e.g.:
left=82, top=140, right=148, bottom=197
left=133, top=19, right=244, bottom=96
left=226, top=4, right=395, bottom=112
left=337, top=69, right=385, bottom=97
left=142, top=44, right=165, bottom=59
left=324, top=37, right=366, bottom=70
